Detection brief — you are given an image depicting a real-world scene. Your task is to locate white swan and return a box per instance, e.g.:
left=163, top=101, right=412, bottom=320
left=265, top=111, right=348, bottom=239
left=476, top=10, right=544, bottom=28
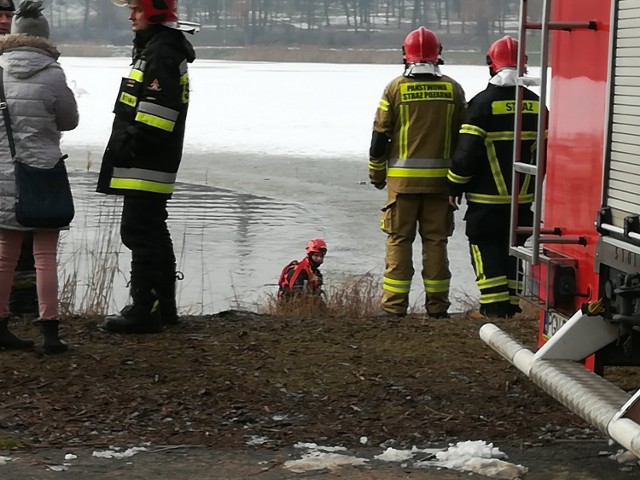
left=71, top=79, right=89, bottom=97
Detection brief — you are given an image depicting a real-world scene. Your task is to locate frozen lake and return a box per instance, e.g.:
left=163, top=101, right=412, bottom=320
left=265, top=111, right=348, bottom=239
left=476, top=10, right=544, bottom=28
left=56, top=58, right=514, bottom=314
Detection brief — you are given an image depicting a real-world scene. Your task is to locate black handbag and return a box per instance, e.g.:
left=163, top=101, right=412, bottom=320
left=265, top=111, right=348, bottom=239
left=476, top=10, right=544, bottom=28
left=0, top=67, right=74, bottom=228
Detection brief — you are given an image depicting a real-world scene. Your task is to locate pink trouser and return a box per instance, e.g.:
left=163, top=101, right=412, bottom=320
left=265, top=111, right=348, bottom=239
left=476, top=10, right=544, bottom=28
left=0, top=229, right=59, bottom=319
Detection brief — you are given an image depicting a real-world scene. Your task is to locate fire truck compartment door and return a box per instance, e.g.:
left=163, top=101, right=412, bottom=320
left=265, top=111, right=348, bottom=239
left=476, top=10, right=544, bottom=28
left=605, top=0, right=640, bottom=227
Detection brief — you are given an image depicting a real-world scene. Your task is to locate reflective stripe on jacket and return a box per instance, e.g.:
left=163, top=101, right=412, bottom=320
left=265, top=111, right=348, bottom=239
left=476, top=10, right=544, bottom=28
left=369, top=73, right=466, bottom=194
left=447, top=83, right=546, bottom=205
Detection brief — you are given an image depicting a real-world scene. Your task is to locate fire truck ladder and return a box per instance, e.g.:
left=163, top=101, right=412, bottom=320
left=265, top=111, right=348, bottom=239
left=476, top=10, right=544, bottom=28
left=508, top=0, right=595, bottom=309
left=480, top=0, right=640, bottom=461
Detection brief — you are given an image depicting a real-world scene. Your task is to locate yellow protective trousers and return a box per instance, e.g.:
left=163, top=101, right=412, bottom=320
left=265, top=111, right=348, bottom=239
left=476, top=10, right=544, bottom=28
left=380, top=193, right=453, bottom=316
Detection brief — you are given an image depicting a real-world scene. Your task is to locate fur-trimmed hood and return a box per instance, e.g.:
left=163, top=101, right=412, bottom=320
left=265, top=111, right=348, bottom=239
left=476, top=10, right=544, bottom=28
left=0, top=34, right=59, bottom=79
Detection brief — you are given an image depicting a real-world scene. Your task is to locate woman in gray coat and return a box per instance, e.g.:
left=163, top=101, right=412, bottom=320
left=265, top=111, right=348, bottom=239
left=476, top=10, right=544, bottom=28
left=0, top=0, right=78, bottom=354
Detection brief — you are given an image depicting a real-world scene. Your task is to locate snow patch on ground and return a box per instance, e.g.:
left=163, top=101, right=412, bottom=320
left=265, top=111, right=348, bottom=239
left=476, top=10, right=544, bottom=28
left=92, top=447, right=148, bottom=459
left=284, top=450, right=368, bottom=472
left=285, top=440, right=528, bottom=478
left=417, top=441, right=528, bottom=479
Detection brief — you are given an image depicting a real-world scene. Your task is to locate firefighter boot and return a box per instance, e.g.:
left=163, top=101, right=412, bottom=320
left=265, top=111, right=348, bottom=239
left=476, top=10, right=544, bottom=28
left=33, top=319, right=68, bottom=355
left=0, top=317, right=34, bottom=350
left=101, top=277, right=163, bottom=334
left=156, top=268, right=181, bottom=326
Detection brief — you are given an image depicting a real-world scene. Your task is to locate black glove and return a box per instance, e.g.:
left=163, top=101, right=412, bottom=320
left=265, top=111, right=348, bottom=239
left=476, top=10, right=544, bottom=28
left=372, top=181, right=386, bottom=190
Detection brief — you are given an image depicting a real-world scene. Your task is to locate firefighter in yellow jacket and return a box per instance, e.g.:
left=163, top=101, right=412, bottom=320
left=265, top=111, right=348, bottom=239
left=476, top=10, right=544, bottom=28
left=369, top=27, right=466, bottom=318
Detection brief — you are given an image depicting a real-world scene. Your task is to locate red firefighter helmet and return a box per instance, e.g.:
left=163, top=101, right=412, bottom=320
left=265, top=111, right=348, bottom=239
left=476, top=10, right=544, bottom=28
left=306, top=238, right=327, bottom=255
left=486, top=35, right=519, bottom=73
left=402, top=27, right=441, bottom=64
left=112, top=0, right=178, bottom=24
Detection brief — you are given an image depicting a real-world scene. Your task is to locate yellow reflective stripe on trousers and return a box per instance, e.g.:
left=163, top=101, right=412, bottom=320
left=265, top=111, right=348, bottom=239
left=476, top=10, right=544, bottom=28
left=508, top=279, right=523, bottom=290
left=471, top=244, right=484, bottom=279
left=424, top=278, right=450, bottom=293
left=383, top=277, right=411, bottom=294
left=399, top=104, right=409, bottom=159
left=477, top=275, right=508, bottom=289
left=479, top=292, right=511, bottom=304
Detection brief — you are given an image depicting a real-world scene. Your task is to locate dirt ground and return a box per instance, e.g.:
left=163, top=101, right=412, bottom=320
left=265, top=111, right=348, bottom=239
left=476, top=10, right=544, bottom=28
left=1, top=311, right=640, bottom=479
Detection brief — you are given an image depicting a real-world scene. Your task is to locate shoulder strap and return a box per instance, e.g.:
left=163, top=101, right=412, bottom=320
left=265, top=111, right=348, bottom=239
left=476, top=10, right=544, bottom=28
left=287, top=259, right=313, bottom=291
left=0, top=66, right=15, bottom=158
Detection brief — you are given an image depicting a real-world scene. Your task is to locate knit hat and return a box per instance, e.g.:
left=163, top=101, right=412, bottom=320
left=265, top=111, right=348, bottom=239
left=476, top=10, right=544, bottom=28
left=11, top=0, right=49, bottom=38
left=0, top=0, right=15, bottom=13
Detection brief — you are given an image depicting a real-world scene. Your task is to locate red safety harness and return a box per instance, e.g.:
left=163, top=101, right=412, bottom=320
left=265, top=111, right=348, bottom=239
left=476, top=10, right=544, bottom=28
left=277, top=257, right=320, bottom=298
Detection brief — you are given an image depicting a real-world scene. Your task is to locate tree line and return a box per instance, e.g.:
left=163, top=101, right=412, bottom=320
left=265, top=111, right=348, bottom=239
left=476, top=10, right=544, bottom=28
left=49, top=0, right=542, bottom=46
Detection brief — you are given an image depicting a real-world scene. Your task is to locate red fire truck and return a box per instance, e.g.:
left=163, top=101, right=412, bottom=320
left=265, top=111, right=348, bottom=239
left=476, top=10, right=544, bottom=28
left=480, top=0, right=640, bottom=456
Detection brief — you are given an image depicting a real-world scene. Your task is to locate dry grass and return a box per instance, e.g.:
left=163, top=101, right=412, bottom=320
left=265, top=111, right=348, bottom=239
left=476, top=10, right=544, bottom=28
left=58, top=197, right=124, bottom=316
left=260, top=273, right=382, bottom=318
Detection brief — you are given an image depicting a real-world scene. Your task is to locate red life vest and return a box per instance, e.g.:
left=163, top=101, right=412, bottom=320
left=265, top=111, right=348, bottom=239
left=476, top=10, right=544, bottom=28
left=277, top=257, right=321, bottom=299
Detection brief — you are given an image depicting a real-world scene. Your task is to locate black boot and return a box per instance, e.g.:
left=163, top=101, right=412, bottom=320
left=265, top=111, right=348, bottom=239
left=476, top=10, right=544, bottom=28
left=156, top=268, right=182, bottom=325
left=33, top=319, right=67, bottom=355
left=101, top=275, right=163, bottom=334
left=0, top=317, right=34, bottom=350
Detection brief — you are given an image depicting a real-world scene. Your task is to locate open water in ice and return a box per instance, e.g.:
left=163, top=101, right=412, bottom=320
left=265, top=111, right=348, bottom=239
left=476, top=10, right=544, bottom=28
left=56, top=58, right=533, bottom=314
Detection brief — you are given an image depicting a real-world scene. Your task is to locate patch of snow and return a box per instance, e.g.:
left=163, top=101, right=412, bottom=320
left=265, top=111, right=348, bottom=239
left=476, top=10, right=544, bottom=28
left=293, top=442, right=346, bottom=452
left=246, top=435, right=270, bottom=446
left=374, top=447, right=415, bottom=462
left=65, top=453, right=78, bottom=460
left=359, top=436, right=368, bottom=444
left=48, top=465, right=69, bottom=472
left=0, top=456, right=11, bottom=464
left=610, top=449, right=639, bottom=464
left=92, top=447, right=147, bottom=459
left=435, top=440, right=508, bottom=461
left=416, top=441, right=528, bottom=480
left=375, top=446, right=442, bottom=462
left=284, top=451, right=368, bottom=473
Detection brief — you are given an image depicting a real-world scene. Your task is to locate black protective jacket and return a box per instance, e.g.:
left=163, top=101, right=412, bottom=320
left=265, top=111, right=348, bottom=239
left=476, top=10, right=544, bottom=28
left=447, top=83, right=543, bottom=206
left=97, top=26, right=196, bottom=198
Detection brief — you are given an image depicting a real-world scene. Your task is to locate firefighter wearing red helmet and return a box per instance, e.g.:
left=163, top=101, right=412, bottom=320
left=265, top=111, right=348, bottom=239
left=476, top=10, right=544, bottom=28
left=486, top=35, right=518, bottom=74
left=369, top=27, right=466, bottom=319
left=98, top=0, right=196, bottom=334
left=136, top=0, right=177, bottom=24
left=278, top=239, right=327, bottom=300
left=402, top=26, right=442, bottom=65
left=447, top=35, right=547, bottom=318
